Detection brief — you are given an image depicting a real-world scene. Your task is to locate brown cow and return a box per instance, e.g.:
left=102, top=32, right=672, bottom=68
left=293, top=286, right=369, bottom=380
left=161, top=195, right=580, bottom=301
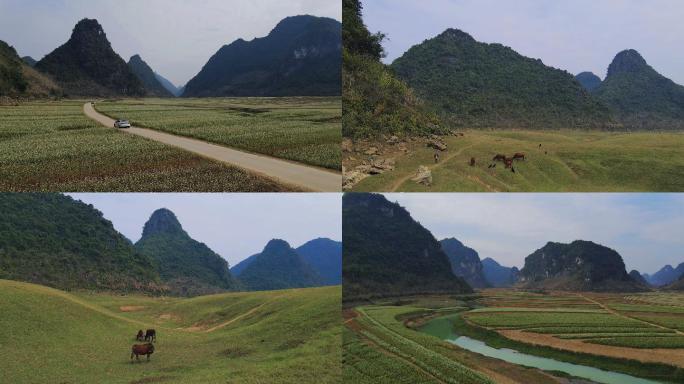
left=131, top=343, right=155, bottom=362
left=135, top=330, right=144, bottom=341
left=504, top=158, right=513, bottom=169
left=492, top=154, right=506, bottom=162
left=513, top=152, right=526, bottom=161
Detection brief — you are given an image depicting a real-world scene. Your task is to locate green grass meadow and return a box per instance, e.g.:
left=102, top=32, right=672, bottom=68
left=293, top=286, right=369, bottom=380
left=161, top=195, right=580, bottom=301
left=351, top=129, right=684, bottom=192
left=95, top=97, right=342, bottom=170
left=0, top=280, right=341, bottom=384
left=0, top=101, right=291, bottom=192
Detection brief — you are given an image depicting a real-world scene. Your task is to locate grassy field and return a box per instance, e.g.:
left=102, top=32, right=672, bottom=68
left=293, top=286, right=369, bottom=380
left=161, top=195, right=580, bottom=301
left=0, top=101, right=293, bottom=191
left=349, top=129, right=684, bottom=191
left=96, top=98, right=341, bottom=170
left=345, top=292, right=684, bottom=383
left=0, top=280, right=340, bottom=384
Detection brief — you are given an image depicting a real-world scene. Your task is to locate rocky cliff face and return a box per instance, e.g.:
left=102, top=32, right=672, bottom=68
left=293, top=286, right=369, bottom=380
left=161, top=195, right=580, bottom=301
left=440, top=238, right=489, bottom=288
left=519, top=240, right=646, bottom=292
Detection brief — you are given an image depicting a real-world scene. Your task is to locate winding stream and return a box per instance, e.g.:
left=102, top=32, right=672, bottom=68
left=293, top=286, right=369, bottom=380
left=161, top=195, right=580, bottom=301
left=419, top=314, right=662, bottom=384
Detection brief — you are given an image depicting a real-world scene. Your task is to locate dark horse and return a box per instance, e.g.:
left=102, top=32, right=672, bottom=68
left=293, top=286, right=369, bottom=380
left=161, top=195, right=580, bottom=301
left=144, top=329, right=156, bottom=342
left=492, top=154, right=506, bottom=162
left=135, top=330, right=144, bottom=341
left=131, top=343, right=155, bottom=362
left=513, top=152, right=526, bottom=161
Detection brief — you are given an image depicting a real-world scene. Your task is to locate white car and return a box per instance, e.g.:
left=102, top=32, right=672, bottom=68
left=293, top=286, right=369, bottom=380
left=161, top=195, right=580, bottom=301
left=114, top=120, right=131, bottom=129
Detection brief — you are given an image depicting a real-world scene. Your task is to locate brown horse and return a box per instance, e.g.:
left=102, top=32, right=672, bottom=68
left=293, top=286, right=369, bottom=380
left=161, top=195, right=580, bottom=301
left=131, top=343, right=155, bottom=362
left=513, top=152, right=526, bottom=161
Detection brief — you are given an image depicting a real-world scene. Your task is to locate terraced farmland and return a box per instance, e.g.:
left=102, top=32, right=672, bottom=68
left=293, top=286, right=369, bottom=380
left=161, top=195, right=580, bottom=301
left=0, top=101, right=292, bottom=191
left=95, top=97, right=342, bottom=170
left=0, top=280, right=341, bottom=384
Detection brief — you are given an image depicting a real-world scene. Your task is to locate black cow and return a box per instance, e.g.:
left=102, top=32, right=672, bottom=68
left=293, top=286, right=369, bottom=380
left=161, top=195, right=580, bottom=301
left=144, top=329, right=156, bottom=342
left=135, top=330, right=144, bottom=341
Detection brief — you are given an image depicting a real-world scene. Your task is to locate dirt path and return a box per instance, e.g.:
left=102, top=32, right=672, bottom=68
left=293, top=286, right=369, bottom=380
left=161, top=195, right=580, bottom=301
left=389, top=141, right=481, bottom=192
left=499, top=329, right=684, bottom=368
left=195, top=295, right=285, bottom=333
left=83, top=102, right=341, bottom=192
left=580, top=294, right=684, bottom=336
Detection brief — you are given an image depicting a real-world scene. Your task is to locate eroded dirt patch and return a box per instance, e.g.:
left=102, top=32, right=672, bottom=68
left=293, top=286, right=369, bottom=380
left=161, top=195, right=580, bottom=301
left=119, top=306, right=146, bottom=312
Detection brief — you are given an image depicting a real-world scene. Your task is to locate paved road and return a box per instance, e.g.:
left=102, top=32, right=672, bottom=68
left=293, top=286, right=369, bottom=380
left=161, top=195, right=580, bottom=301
left=83, top=102, right=341, bottom=192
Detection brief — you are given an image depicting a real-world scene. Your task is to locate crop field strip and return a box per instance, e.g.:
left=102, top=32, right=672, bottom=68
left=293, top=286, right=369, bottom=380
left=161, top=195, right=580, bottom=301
left=468, top=290, right=684, bottom=349
left=0, top=101, right=293, bottom=191
left=95, top=97, right=342, bottom=170
left=350, top=129, right=684, bottom=192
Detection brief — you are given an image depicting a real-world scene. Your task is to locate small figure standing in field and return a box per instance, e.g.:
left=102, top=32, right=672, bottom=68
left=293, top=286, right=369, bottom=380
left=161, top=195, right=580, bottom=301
left=469, top=157, right=476, bottom=166
left=539, top=144, right=542, bottom=149
left=131, top=343, right=155, bottom=362
left=434, top=151, right=440, bottom=163
left=135, top=330, right=144, bottom=341
left=545, top=151, right=548, bottom=155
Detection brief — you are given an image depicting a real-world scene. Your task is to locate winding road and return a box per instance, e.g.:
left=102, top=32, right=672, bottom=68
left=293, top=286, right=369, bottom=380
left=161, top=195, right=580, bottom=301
left=83, top=102, right=341, bottom=192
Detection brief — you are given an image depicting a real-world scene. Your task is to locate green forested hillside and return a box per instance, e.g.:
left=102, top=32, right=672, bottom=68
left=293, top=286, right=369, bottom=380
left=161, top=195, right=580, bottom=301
left=594, top=49, right=684, bottom=129
left=0, top=194, right=161, bottom=292
left=0, top=40, right=60, bottom=98
left=342, top=0, right=440, bottom=137
left=342, top=193, right=472, bottom=300
left=391, top=29, right=612, bottom=129
left=135, top=208, right=239, bottom=296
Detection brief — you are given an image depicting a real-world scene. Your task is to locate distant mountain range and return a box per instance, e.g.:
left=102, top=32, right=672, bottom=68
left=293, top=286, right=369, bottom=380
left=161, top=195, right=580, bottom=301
left=575, top=71, right=602, bottom=92
left=642, top=263, right=684, bottom=287
left=481, top=258, right=519, bottom=288
left=35, top=19, right=146, bottom=97
left=342, top=193, right=472, bottom=300
left=231, top=237, right=342, bottom=287
left=127, top=55, right=174, bottom=97
left=519, top=240, right=646, bottom=292
left=439, top=238, right=489, bottom=288
left=390, top=28, right=612, bottom=129
left=154, top=72, right=183, bottom=97
left=183, top=15, right=341, bottom=97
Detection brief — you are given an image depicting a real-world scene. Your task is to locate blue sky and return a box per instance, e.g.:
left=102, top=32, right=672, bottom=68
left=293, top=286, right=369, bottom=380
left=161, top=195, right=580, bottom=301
left=362, top=0, right=684, bottom=84
left=68, top=193, right=341, bottom=267
left=383, top=193, right=684, bottom=274
left=0, top=0, right=340, bottom=85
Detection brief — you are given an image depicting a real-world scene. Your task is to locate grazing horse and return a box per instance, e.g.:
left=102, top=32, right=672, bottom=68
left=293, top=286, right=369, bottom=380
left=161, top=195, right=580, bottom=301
left=492, top=154, right=506, bottom=162
left=513, top=152, right=526, bottom=161
left=469, top=157, right=476, bottom=166
left=504, top=158, right=513, bottom=169
left=131, top=343, right=155, bottom=362
left=144, top=329, right=156, bottom=343
left=135, top=330, right=144, bottom=341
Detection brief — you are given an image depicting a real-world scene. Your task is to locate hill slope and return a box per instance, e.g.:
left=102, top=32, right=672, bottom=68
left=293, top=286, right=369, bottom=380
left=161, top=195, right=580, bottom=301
left=36, top=18, right=146, bottom=97
left=183, top=15, right=341, bottom=97
left=0, top=279, right=341, bottom=383
left=390, top=29, right=612, bottom=129
left=135, top=208, right=238, bottom=296
left=519, top=240, right=646, bottom=292
left=594, top=49, right=684, bottom=129
left=439, top=238, right=489, bottom=288
left=342, top=0, right=439, bottom=137
left=1, top=40, right=60, bottom=97
left=127, top=55, right=174, bottom=97
left=481, top=257, right=519, bottom=288
left=237, top=239, right=323, bottom=291
left=342, top=193, right=472, bottom=299
left=296, top=238, right=342, bottom=285
left=0, top=194, right=161, bottom=292
left=575, top=71, right=602, bottom=91
left=154, top=72, right=183, bottom=96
